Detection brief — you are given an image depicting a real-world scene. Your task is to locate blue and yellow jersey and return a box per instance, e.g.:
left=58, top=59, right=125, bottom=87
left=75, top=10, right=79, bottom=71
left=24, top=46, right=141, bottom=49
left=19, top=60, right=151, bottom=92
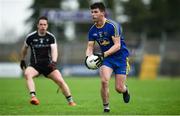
left=88, top=19, right=129, bottom=59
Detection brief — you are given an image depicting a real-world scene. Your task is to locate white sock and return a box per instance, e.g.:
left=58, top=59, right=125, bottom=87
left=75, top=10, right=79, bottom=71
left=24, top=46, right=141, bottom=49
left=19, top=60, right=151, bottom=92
left=103, top=103, right=110, bottom=109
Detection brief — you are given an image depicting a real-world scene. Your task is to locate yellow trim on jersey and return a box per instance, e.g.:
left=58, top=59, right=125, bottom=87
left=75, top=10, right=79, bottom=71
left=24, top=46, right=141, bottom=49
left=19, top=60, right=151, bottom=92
left=95, top=19, right=107, bottom=28
left=106, top=19, right=120, bottom=36
left=126, top=57, right=131, bottom=75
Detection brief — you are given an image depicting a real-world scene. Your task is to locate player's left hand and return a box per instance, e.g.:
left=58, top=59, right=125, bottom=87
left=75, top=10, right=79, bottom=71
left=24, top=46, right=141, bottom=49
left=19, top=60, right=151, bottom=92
left=48, top=61, right=57, bottom=70
left=20, top=60, right=27, bottom=70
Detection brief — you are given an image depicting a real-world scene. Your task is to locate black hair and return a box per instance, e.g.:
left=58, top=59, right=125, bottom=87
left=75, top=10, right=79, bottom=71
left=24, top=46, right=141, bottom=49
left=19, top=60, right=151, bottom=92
left=90, top=2, right=106, bottom=12
left=37, top=16, right=48, bottom=24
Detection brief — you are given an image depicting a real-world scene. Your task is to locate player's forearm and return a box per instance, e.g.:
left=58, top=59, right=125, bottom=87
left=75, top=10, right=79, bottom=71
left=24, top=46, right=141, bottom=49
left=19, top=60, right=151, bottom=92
left=86, top=48, right=93, bottom=56
left=104, top=44, right=120, bottom=57
left=51, top=44, right=58, bottom=62
left=20, top=46, right=28, bottom=60
left=52, top=52, right=58, bottom=62
left=104, top=36, right=121, bottom=57
left=86, top=41, right=94, bottom=56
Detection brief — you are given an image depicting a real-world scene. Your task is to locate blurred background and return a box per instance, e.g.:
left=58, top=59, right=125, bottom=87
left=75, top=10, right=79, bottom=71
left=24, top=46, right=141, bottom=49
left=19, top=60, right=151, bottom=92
left=0, top=0, right=180, bottom=78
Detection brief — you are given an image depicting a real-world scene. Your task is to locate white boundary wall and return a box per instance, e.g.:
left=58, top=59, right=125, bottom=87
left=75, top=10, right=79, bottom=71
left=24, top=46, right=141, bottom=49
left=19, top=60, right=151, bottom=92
left=0, top=63, right=22, bottom=78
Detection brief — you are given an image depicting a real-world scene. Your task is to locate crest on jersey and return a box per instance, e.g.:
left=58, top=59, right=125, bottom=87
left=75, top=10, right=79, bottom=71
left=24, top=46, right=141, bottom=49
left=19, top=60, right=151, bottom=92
left=39, top=38, right=44, bottom=44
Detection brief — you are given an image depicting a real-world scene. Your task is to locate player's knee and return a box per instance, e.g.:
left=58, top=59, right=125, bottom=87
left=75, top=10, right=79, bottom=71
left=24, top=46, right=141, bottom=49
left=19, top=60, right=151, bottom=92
left=101, top=80, right=109, bottom=87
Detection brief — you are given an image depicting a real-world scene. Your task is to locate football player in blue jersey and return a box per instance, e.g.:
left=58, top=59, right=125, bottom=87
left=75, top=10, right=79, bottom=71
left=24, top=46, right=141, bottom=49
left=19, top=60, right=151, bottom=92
left=85, top=2, right=130, bottom=112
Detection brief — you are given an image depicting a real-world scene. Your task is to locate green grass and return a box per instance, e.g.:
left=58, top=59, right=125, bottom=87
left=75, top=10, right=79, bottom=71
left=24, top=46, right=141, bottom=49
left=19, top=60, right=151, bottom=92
left=0, top=76, right=180, bottom=115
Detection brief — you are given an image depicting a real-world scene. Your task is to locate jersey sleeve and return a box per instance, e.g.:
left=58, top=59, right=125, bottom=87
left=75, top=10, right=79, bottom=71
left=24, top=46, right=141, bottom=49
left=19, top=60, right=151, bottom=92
left=111, top=22, right=122, bottom=37
left=88, top=31, right=95, bottom=41
left=88, top=25, right=95, bottom=41
left=48, top=32, right=57, bottom=44
left=25, top=36, right=30, bottom=47
left=50, top=36, right=56, bottom=44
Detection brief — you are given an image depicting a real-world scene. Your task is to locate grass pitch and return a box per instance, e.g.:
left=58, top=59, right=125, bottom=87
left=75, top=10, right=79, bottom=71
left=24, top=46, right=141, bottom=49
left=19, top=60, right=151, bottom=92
left=0, top=76, right=180, bottom=115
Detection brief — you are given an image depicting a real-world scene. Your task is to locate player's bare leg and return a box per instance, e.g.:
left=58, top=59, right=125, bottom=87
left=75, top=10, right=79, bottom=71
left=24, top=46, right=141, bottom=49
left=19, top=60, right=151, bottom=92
left=48, top=70, right=76, bottom=106
left=115, top=74, right=130, bottom=103
left=24, top=67, right=40, bottom=105
left=99, top=66, right=113, bottom=112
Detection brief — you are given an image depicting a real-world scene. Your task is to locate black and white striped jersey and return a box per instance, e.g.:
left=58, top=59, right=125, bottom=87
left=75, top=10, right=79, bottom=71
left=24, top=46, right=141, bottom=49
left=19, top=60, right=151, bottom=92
left=25, top=31, right=56, bottom=64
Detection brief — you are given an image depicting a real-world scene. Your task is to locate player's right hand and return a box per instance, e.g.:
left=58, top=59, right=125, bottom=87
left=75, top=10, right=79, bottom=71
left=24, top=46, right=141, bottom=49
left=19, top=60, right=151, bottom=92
left=84, top=56, right=90, bottom=69
left=48, top=61, right=57, bottom=70
left=94, top=52, right=104, bottom=61
left=20, top=60, right=27, bottom=70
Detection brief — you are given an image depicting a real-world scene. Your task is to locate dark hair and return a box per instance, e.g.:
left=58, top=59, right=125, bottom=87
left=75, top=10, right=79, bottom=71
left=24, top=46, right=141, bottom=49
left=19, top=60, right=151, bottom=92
left=90, top=2, right=106, bottom=12
left=37, top=16, right=48, bottom=24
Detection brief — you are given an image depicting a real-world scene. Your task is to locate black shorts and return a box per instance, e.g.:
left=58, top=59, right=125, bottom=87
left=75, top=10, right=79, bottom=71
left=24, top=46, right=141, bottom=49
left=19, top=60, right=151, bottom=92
left=30, top=62, right=57, bottom=77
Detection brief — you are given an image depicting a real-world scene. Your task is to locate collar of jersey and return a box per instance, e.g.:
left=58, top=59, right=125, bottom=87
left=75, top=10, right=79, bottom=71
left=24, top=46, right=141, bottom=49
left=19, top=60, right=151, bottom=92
left=95, top=18, right=107, bottom=28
